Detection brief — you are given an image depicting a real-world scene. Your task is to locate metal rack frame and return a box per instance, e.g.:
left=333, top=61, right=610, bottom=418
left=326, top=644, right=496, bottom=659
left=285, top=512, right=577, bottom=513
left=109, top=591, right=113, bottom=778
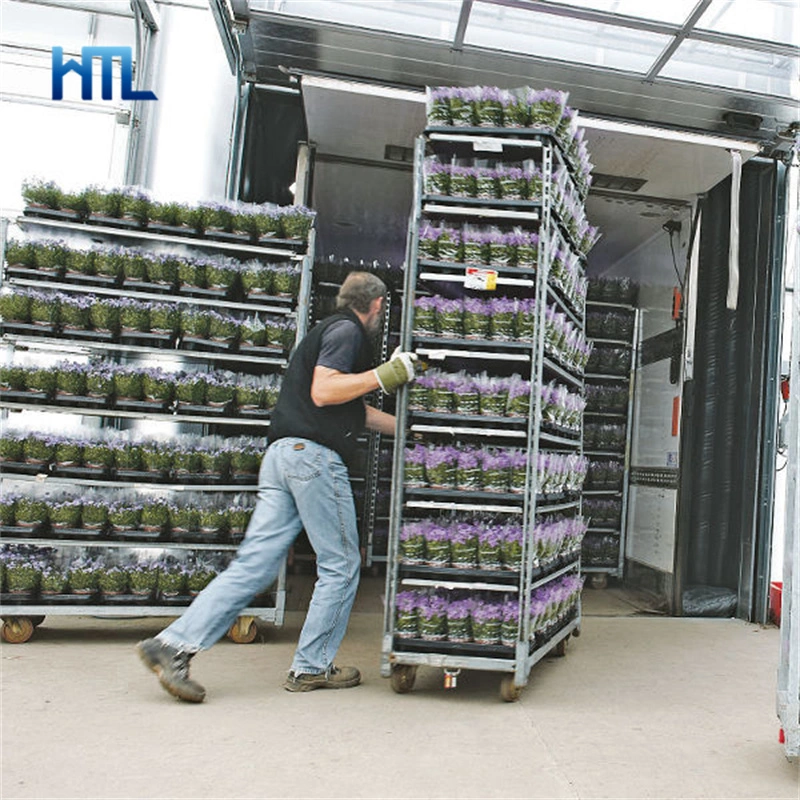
left=380, top=128, right=587, bottom=699
left=582, top=300, right=640, bottom=585
left=0, top=212, right=316, bottom=640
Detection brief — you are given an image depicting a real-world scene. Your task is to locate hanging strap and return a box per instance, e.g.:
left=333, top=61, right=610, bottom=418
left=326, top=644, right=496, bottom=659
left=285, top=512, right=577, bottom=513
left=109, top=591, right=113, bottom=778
left=726, top=149, right=742, bottom=310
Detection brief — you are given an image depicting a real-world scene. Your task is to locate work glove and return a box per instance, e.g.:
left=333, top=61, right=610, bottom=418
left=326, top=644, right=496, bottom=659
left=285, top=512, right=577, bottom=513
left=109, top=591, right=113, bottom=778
left=374, top=350, right=418, bottom=395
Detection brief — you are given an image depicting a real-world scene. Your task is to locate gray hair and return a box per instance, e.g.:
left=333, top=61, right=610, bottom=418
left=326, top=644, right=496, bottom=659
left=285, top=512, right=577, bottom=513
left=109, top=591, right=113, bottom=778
left=335, top=271, right=387, bottom=313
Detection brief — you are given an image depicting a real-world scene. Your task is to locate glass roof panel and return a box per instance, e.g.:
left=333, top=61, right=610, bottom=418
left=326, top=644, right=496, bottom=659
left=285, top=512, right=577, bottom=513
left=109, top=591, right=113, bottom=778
left=696, top=0, right=800, bottom=47
left=250, top=0, right=463, bottom=40
left=535, top=0, right=698, bottom=25
left=465, top=1, right=672, bottom=73
left=660, top=38, right=799, bottom=98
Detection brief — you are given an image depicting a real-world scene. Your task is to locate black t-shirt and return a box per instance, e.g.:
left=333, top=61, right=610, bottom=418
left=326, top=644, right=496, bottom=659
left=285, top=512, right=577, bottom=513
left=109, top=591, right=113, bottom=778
left=316, top=319, right=362, bottom=373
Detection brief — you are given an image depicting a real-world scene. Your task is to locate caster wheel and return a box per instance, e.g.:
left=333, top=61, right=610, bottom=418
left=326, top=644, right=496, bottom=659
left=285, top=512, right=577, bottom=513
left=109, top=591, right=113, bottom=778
left=390, top=664, right=417, bottom=694
left=590, top=573, right=608, bottom=590
left=500, top=675, right=523, bottom=703
left=1, top=617, right=35, bottom=643
left=227, top=617, right=257, bottom=644
left=28, top=616, right=45, bottom=627
left=572, top=626, right=581, bottom=638
left=553, top=636, right=568, bottom=657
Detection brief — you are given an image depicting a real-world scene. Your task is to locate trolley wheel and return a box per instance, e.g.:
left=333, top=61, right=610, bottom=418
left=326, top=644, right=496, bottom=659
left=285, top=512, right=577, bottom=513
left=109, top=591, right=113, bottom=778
left=390, top=664, right=417, bottom=694
left=28, top=616, right=45, bottom=627
left=500, top=675, right=524, bottom=703
left=572, top=626, right=581, bottom=638
left=590, top=573, right=608, bottom=590
left=1, top=617, right=35, bottom=644
left=227, top=617, right=257, bottom=644
left=553, top=636, right=568, bottom=657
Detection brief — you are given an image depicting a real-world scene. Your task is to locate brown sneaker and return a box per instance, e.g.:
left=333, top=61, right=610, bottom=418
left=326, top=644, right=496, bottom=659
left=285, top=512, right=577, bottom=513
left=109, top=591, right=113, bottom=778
left=136, top=638, right=206, bottom=703
left=283, top=665, right=361, bottom=692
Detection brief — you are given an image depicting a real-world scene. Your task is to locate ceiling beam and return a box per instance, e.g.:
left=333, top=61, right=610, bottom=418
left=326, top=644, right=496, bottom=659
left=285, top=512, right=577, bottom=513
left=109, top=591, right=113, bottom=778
left=452, top=0, right=473, bottom=52
left=644, top=0, right=713, bottom=83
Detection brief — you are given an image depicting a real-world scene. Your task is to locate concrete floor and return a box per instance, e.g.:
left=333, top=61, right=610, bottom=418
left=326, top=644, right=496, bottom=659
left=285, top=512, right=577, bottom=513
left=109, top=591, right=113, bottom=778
left=1, top=576, right=798, bottom=800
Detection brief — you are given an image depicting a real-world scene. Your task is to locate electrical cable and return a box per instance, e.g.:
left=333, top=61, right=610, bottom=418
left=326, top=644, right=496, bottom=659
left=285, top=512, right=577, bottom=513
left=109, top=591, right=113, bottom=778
left=668, top=231, right=684, bottom=293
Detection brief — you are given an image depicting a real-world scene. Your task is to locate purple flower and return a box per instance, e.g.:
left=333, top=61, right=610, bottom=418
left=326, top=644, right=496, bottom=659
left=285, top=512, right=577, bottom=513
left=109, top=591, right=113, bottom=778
left=396, top=590, right=419, bottom=613
left=417, top=594, right=449, bottom=619
left=472, top=601, right=503, bottom=623
left=447, top=599, right=472, bottom=620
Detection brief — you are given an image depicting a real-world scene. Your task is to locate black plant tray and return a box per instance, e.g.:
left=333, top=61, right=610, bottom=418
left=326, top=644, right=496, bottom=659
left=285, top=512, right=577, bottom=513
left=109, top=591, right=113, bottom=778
left=114, top=398, right=170, bottom=413
left=48, top=526, right=106, bottom=539
left=0, top=389, right=51, bottom=404
left=114, top=468, right=169, bottom=483
left=237, top=343, right=285, bottom=359
left=52, top=464, right=110, bottom=480
left=23, top=206, right=81, bottom=222
left=108, top=528, right=163, bottom=542
left=100, top=593, right=156, bottom=605
left=54, top=393, right=109, bottom=408
left=62, top=272, right=119, bottom=288
left=1, top=322, right=58, bottom=337
left=173, top=472, right=223, bottom=485
left=5, top=265, right=62, bottom=282
left=228, top=532, right=245, bottom=544
left=205, top=230, right=253, bottom=245
left=0, top=460, right=48, bottom=476
left=0, top=592, right=38, bottom=605
left=147, top=223, right=197, bottom=237
left=37, top=593, right=92, bottom=604
left=404, top=486, right=523, bottom=504
left=235, top=407, right=271, bottom=420
left=86, top=215, right=145, bottom=231
left=178, top=286, right=231, bottom=301
left=60, top=328, right=116, bottom=342
left=393, top=637, right=515, bottom=659
left=168, top=531, right=224, bottom=545
left=399, top=564, right=520, bottom=583
left=227, top=472, right=258, bottom=485
left=156, top=594, right=193, bottom=606
left=180, top=336, right=237, bottom=353
left=118, top=331, right=175, bottom=348
left=0, top=523, right=46, bottom=537
left=242, top=291, right=295, bottom=305
left=122, top=279, right=175, bottom=294
left=175, top=402, right=231, bottom=417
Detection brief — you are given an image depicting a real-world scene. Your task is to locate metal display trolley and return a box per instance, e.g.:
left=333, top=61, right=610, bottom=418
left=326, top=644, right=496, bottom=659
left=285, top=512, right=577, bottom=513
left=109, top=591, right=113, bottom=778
left=381, top=123, right=591, bottom=701
left=0, top=205, right=314, bottom=643
left=581, top=289, right=640, bottom=588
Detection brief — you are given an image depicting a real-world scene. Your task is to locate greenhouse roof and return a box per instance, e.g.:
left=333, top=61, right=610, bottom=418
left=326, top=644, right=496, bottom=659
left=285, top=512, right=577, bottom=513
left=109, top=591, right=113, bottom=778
left=215, top=0, right=799, bottom=146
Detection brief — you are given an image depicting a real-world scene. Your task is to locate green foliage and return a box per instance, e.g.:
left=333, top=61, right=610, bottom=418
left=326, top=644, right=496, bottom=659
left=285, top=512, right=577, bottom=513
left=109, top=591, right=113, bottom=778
left=22, top=178, right=63, bottom=209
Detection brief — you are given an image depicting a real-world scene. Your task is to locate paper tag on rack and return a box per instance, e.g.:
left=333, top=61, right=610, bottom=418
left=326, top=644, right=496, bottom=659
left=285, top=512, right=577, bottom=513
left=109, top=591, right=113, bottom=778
left=464, top=267, right=498, bottom=291
left=473, top=139, right=503, bottom=153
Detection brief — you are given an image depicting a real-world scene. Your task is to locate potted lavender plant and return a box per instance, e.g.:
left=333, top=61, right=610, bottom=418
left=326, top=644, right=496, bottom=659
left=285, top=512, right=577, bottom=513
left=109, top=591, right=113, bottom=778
left=446, top=599, right=473, bottom=643
left=398, top=522, right=425, bottom=565
left=425, top=447, right=457, bottom=490
left=0, top=433, right=25, bottom=464
left=68, top=556, right=101, bottom=595
left=489, top=297, right=517, bottom=340
left=49, top=499, right=82, bottom=531
left=40, top=564, right=70, bottom=595
left=98, top=565, right=129, bottom=596
left=478, top=526, right=504, bottom=570
left=456, top=449, right=482, bottom=491
left=186, top=561, right=218, bottom=595
left=481, top=450, right=511, bottom=493
left=157, top=561, right=187, bottom=597
left=128, top=562, right=159, bottom=598
left=14, top=496, right=48, bottom=530
left=80, top=500, right=108, bottom=531
left=417, top=594, right=449, bottom=641
left=452, top=374, right=480, bottom=415
left=394, top=591, right=421, bottom=639
left=140, top=501, right=170, bottom=535
left=450, top=522, right=478, bottom=569
left=403, top=445, right=427, bottom=488
left=471, top=600, right=502, bottom=644
left=108, top=501, right=143, bottom=533
left=423, top=521, right=451, bottom=567
left=500, top=599, right=519, bottom=647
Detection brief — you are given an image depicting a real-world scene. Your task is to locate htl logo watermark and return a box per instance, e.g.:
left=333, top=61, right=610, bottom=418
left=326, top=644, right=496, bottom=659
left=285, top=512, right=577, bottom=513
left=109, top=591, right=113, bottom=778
left=52, top=46, right=157, bottom=101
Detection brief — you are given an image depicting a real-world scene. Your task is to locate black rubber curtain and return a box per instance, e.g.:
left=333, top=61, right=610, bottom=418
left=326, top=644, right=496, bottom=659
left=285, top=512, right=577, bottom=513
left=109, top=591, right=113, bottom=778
left=675, top=157, right=785, bottom=620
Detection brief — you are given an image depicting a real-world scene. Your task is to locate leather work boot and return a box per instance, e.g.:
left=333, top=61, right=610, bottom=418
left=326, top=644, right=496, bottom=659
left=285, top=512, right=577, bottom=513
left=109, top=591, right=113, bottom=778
left=136, top=638, right=206, bottom=703
left=283, top=665, right=361, bottom=692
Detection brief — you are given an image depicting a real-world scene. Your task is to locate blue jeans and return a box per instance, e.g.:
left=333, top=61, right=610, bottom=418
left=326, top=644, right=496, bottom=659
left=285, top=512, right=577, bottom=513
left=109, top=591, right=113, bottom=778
left=157, top=438, right=361, bottom=675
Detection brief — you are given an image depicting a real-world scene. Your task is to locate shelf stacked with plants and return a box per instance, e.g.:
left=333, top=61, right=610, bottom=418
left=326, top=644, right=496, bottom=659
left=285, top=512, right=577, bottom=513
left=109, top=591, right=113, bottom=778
left=19, top=179, right=314, bottom=250
left=0, top=182, right=315, bottom=634
left=382, top=87, right=596, bottom=700
left=0, top=360, right=280, bottom=421
left=0, top=429, right=267, bottom=487
left=0, top=490, right=255, bottom=546
left=581, top=278, right=639, bottom=578
left=0, top=543, right=272, bottom=608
